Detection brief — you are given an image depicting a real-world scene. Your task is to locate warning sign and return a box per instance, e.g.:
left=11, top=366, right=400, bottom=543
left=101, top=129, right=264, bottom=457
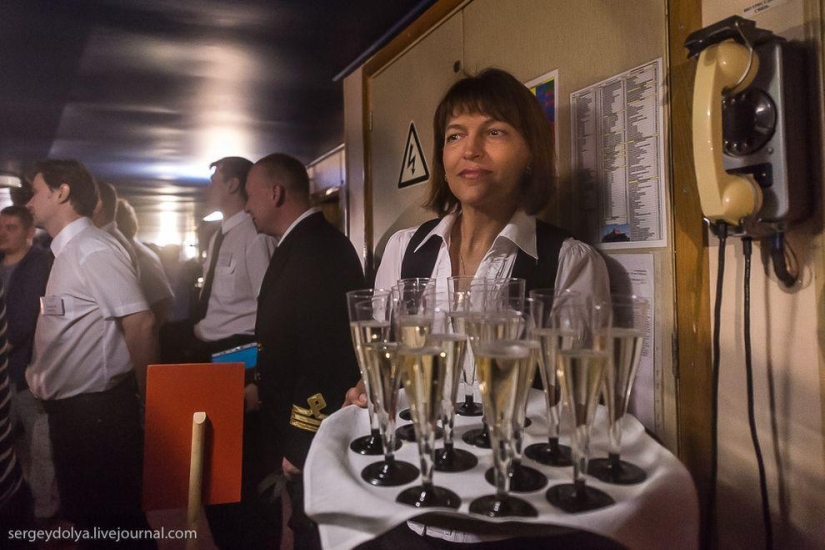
left=397, top=122, right=430, bottom=188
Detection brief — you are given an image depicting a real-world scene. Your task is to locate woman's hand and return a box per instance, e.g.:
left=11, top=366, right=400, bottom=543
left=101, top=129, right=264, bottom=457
left=344, top=379, right=368, bottom=408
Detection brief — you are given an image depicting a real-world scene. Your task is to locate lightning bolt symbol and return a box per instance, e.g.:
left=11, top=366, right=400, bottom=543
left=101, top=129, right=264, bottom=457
left=407, top=144, right=416, bottom=175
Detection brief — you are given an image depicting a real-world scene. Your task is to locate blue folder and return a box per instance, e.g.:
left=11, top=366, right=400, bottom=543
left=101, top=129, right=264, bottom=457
left=211, top=342, right=258, bottom=370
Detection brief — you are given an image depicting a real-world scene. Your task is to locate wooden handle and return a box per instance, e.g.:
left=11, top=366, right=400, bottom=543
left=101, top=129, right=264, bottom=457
left=186, top=411, right=208, bottom=544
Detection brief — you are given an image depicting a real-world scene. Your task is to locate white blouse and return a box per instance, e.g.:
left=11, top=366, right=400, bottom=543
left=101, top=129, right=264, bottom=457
left=374, top=209, right=610, bottom=304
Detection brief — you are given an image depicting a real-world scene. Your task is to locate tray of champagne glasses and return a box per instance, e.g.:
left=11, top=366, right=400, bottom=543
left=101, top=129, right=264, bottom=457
left=305, top=389, right=699, bottom=550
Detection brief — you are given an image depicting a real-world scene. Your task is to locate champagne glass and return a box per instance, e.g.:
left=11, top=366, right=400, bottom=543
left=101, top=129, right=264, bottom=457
left=524, top=289, right=578, bottom=467
left=461, top=278, right=525, bottom=449
left=392, top=280, right=444, bottom=442
left=359, top=339, right=419, bottom=486
left=447, top=276, right=483, bottom=416
left=546, top=299, right=615, bottom=513
left=396, top=345, right=461, bottom=509
left=427, top=333, right=478, bottom=472
left=468, top=339, right=538, bottom=517
left=588, top=294, right=650, bottom=484
left=482, top=297, right=547, bottom=493
left=347, top=289, right=399, bottom=455
left=395, top=278, right=434, bottom=422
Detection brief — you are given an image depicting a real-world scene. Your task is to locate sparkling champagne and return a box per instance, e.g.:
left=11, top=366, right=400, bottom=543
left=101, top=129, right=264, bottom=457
left=559, top=349, right=608, bottom=480
left=396, top=314, right=432, bottom=348
left=350, top=320, right=390, bottom=371
left=465, top=312, right=523, bottom=348
left=475, top=341, right=532, bottom=496
left=475, top=342, right=530, bottom=441
left=513, top=340, right=538, bottom=428
left=603, top=328, right=644, bottom=452
left=362, top=342, right=402, bottom=454
left=399, top=346, right=446, bottom=485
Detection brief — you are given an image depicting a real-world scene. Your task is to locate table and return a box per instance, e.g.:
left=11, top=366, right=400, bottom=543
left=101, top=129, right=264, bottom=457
left=305, top=390, right=698, bottom=550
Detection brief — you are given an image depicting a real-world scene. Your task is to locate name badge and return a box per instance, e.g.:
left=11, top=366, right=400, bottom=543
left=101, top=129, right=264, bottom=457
left=41, top=296, right=65, bottom=316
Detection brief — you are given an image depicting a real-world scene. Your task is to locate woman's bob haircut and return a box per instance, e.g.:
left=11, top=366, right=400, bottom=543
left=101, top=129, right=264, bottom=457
left=425, top=68, right=555, bottom=216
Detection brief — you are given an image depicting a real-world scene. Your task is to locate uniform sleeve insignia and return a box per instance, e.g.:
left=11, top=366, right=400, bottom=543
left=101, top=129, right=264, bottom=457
left=290, top=393, right=329, bottom=433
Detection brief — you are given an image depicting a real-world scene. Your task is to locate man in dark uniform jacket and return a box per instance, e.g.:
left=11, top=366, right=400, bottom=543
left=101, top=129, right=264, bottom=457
left=245, top=152, right=364, bottom=549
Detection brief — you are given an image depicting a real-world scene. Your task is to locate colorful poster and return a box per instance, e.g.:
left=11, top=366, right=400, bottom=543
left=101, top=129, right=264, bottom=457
left=525, top=69, right=559, bottom=163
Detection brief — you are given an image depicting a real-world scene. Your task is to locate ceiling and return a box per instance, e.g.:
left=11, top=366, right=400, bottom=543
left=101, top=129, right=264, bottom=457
left=0, top=0, right=431, bottom=242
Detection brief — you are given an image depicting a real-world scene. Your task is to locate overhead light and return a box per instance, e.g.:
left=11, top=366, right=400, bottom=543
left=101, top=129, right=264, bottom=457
left=203, top=211, right=223, bottom=222
left=0, top=174, right=22, bottom=188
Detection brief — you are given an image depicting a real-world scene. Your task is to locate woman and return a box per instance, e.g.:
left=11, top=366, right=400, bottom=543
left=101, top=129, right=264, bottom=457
left=346, top=67, right=609, bottom=407
left=344, top=67, right=614, bottom=547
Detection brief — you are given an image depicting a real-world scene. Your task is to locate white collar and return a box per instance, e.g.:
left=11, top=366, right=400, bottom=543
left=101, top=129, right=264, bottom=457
left=220, top=210, right=249, bottom=234
left=413, top=210, right=537, bottom=259
left=280, top=207, right=321, bottom=242
left=51, top=217, right=93, bottom=258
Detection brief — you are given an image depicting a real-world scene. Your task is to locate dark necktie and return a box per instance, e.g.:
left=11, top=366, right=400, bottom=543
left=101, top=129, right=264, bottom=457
left=192, top=228, right=225, bottom=323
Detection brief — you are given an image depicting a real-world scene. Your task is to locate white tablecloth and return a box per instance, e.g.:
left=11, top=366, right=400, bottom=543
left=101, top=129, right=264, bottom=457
left=305, top=390, right=698, bottom=550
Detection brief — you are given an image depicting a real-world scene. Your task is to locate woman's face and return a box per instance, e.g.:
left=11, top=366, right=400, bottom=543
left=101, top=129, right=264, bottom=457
left=442, top=111, right=531, bottom=214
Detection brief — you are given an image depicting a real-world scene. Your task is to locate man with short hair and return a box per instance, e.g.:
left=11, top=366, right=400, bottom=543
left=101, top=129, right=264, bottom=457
left=245, top=153, right=363, bottom=549
left=92, top=180, right=137, bottom=266
left=26, top=159, right=156, bottom=547
left=114, top=198, right=174, bottom=324
left=162, top=157, right=276, bottom=364
left=0, top=205, right=57, bottom=521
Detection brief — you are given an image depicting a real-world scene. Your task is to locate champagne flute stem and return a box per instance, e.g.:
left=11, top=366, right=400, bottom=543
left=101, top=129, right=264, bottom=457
left=573, top=478, right=587, bottom=503
left=608, top=413, right=623, bottom=455
left=548, top=436, right=561, bottom=454
left=492, top=437, right=510, bottom=501
left=609, top=452, right=621, bottom=470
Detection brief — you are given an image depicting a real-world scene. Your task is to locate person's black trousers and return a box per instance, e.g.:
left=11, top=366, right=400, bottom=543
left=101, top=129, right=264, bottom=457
left=44, top=375, right=156, bottom=549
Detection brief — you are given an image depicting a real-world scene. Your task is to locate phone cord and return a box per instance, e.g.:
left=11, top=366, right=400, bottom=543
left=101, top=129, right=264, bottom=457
left=743, top=237, right=774, bottom=550
left=705, top=220, right=727, bottom=550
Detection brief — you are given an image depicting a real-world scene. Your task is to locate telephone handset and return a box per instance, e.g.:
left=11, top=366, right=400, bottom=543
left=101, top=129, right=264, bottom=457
left=691, top=38, right=762, bottom=226
left=685, top=16, right=810, bottom=233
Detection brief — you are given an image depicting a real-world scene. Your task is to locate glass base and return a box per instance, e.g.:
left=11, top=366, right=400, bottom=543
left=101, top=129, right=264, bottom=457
left=434, top=447, right=478, bottom=472
left=456, top=398, right=483, bottom=417
left=396, top=485, right=461, bottom=509
left=588, top=456, right=647, bottom=485
left=350, top=430, right=398, bottom=455
left=398, top=408, right=412, bottom=422
left=546, top=482, right=614, bottom=513
left=461, top=427, right=490, bottom=449
left=469, top=494, right=538, bottom=518
left=396, top=424, right=444, bottom=443
left=524, top=440, right=572, bottom=467
left=361, top=459, right=419, bottom=487
left=485, top=464, right=547, bottom=493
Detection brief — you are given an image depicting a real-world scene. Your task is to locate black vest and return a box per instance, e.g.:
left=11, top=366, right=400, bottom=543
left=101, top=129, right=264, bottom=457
left=399, top=217, right=571, bottom=292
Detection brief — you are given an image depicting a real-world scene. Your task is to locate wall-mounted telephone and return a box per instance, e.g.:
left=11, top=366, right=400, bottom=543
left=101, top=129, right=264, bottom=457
left=685, top=16, right=810, bottom=234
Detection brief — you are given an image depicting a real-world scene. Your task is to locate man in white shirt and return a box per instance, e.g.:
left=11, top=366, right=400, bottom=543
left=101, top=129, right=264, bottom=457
left=163, top=157, right=275, bottom=364
left=26, top=159, right=157, bottom=548
left=115, top=198, right=175, bottom=324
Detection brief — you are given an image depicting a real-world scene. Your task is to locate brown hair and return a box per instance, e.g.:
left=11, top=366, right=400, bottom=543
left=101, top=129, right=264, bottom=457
left=425, top=68, right=555, bottom=216
left=0, top=205, right=34, bottom=229
left=115, top=198, right=138, bottom=240
left=31, top=159, right=99, bottom=218
left=210, top=157, right=253, bottom=201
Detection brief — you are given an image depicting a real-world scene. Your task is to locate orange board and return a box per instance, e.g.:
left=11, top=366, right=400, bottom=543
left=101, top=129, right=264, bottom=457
left=143, top=363, right=244, bottom=510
